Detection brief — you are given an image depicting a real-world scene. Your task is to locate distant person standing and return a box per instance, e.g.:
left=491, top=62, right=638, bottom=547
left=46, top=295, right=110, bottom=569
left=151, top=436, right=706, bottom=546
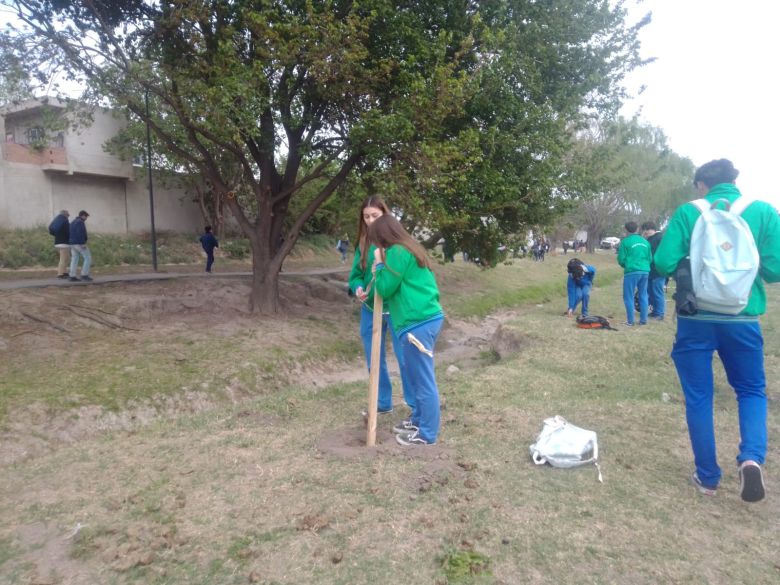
left=68, top=210, right=92, bottom=282
left=199, top=225, right=219, bottom=273
left=48, top=209, right=70, bottom=279
left=641, top=221, right=665, bottom=320
left=654, top=158, right=780, bottom=502
left=617, top=221, right=651, bottom=326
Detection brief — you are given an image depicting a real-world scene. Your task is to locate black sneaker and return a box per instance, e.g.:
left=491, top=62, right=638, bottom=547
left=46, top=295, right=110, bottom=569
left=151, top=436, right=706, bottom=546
left=80, top=275, right=93, bottom=282
left=739, top=461, right=765, bottom=502
left=57, top=273, right=69, bottom=279
left=392, top=418, right=418, bottom=434
left=395, top=429, right=434, bottom=446
left=68, top=276, right=80, bottom=282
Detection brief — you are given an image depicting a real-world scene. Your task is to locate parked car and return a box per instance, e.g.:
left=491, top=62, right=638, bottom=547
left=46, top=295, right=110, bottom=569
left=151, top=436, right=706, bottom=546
left=600, top=236, right=621, bottom=249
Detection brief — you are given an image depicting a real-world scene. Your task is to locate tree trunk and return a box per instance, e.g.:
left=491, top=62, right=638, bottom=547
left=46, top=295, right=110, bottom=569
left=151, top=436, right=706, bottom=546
left=249, top=250, right=282, bottom=315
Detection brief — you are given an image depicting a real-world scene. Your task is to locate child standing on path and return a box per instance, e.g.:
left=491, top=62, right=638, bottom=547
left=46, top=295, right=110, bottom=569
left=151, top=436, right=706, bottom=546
left=369, top=214, right=444, bottom=446
left=349, top=197, right=413, bottom=417
left=199, top=226, right=219, bottom=273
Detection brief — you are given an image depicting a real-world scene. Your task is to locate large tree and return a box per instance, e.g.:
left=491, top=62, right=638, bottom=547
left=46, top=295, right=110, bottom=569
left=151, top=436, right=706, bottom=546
left=3, top=0, right=647, bottom=311
left=562, top=117, right=694, bottom=252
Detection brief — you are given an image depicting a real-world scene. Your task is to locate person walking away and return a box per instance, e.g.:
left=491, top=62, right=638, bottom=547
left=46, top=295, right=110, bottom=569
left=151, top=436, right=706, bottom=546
left=642, top=221, right=666, bottom=320
left=199, top=225, right=219, bottom=273
left=48, top=209, right=70, bottom=278
left=337, top=235, right=350, bottom=263
left=349, top=197, right=413, bottom=417
left=68, top=210, right=92, bottom=282
left=617, top=221, right=651, bottom=326
left=565, top=258, right=596, bottom=317
left=369, top=214, right=444, bottom=446
left=654, top=158, right=780, bottom=502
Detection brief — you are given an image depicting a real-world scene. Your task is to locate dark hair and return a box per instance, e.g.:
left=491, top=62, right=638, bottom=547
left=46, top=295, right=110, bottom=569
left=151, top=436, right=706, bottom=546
left=567, top=258, right=585, bottom=279
left=625, top=221, right=638, bottom=234
left=204, top=225, right=212, bottom=232
left=693, top=159, right=739, bottom=188
left=356, top=196, right=392, bottom=271
left=367, top=215, right=431, bottom=270
left=641, top=221, right=657, bottom=231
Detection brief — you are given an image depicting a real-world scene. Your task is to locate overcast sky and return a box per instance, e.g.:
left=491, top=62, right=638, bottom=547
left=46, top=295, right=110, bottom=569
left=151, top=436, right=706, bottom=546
left=621, top=0, right=780, bottom=207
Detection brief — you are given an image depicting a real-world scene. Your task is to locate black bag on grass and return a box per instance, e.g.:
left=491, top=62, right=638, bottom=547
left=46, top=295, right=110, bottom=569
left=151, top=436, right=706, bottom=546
left=575, top=315, right=617, bottom=331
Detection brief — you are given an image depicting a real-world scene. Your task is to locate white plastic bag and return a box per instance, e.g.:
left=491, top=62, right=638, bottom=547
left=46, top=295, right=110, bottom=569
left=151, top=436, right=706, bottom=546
left=529, top=415, right=602, bottom=481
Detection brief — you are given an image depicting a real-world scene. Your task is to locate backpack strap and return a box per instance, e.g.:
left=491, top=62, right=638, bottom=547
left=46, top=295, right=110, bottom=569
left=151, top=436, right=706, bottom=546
left=729, top=196, right=755, bottom=216
left=690, top=198, right=709, bottom=214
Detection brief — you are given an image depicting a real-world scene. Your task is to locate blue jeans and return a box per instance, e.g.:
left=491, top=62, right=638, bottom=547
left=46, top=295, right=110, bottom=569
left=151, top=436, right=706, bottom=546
left=359, top=305, right=413, bottom=412
left=648, top=276, right=666, bottom=318
left=671, top=318, right=766, bottom=488
left=623, top=272, right=648, bottom=324
left=399, top=317, right=443, bottom=443
left=570, top=284, right=591, bottom=316
left=205, top=250, right=215, bottom=272
left=69, top=244, right=91, bottom=277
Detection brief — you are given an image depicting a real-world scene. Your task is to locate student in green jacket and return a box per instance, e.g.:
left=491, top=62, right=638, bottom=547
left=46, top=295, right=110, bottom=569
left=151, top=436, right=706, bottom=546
left=617, top=221, right=652, bottom=325
left=369, top=214, right=444, bottom=446
left=654, top=158, right=780, bottom=502
left=349, top=196, right=412, bottom=416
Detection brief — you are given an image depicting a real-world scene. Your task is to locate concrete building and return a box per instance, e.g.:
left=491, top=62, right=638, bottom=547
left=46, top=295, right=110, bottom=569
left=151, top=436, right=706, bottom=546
left=0, top=97, right=202, bottom=234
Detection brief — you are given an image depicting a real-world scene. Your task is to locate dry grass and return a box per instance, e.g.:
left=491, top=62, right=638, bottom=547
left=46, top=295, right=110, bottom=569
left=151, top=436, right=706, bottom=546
left=1, top=252, right=779, bottom=584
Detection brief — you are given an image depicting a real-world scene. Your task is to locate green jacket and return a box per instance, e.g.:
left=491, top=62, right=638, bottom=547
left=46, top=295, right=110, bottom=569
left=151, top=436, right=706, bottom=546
left=374, top=244, right=443, bottom=334
left=617, top=233, right=651, bottom=273
left=654, top=183, right=780, bottom=316
left=349, top=244, right=379, bottom=308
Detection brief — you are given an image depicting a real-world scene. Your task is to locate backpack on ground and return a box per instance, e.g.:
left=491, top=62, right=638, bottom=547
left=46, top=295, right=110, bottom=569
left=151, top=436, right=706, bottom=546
left=529, top=415, right=602, bottom=481
left=689, top=197, right=759, bottom=315
left=575, top=315, right=616, bottom=331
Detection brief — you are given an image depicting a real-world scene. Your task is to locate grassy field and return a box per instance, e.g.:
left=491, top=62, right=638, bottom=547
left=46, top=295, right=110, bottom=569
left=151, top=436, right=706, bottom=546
left=0, top=251, right=778, bottom=585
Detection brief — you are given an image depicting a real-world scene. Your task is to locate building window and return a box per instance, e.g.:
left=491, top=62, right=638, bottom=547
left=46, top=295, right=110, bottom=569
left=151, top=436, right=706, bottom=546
left=28, top=127, right=45, bottom=143
left=5, top=132, right=14, bottom=143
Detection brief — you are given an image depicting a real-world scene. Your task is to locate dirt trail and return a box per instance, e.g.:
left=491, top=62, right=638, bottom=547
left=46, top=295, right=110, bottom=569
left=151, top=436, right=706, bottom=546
left=0, top=273, right=525, bottom=467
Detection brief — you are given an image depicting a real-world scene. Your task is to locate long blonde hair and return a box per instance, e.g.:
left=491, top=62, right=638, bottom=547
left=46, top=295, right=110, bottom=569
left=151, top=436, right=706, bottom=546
left=356, top=196, right=392, bottom=271
left=367, top=214, right=432, bottom=270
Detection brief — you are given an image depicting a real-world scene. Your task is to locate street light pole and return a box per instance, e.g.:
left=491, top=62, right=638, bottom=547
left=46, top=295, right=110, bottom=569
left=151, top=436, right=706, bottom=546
left=144, top=89, right=158, bottom=271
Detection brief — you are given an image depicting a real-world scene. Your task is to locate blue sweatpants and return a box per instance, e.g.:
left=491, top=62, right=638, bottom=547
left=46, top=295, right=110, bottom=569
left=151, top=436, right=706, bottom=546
left=569, top=284, right=592, bottom=316
left=623, top=271, right=648, bottom=324
left=648, top=276, right=666, bottom=318
left=671, top=318, right=767, bottom=488
left=399, top=317, right=444, bottom=443
left=359, top=305, right=414, bottom=412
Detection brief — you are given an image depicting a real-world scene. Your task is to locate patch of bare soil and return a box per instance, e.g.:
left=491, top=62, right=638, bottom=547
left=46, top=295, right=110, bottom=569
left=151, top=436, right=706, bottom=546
left=0, top=273, right=531, bottom=467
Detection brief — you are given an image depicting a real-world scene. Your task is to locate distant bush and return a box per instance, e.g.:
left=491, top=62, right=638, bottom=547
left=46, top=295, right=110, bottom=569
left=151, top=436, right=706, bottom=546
left=0, top=226, right=335, bottom=268
left=221, top=239, right=251, bottom=259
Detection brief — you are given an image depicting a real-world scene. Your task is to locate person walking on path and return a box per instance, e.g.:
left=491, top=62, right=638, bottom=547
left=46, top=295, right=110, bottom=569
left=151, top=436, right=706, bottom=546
left=369, top=214, right=444, bottom=446
left=48, top=209, right=70, bottom=278
left=349, top=197, right=413, bottom=417
left=642, top=221, right=666, bottom=320
left=617, top=221, right=651, bottom=326
left=68, top=210, right=93, bottom=282
left=199, top=226, right=219, bottom=273
left=654, top=158, right=780, bottom=502
left=565, top=258, right=596, bottom=317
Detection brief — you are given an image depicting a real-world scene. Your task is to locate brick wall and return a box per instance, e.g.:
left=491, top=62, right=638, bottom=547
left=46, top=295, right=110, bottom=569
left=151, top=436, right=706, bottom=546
left=3, top=142, right=68, bottom=166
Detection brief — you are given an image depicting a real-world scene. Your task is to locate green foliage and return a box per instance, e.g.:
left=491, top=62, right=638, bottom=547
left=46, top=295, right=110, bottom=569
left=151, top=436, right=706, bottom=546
left=440, top=548, right=492, bottom=583
left=562, top=117, right=695, bottom=249
left=220, top=239, right=251, bottom=260
left=3, top=0, right=649, bottom=312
